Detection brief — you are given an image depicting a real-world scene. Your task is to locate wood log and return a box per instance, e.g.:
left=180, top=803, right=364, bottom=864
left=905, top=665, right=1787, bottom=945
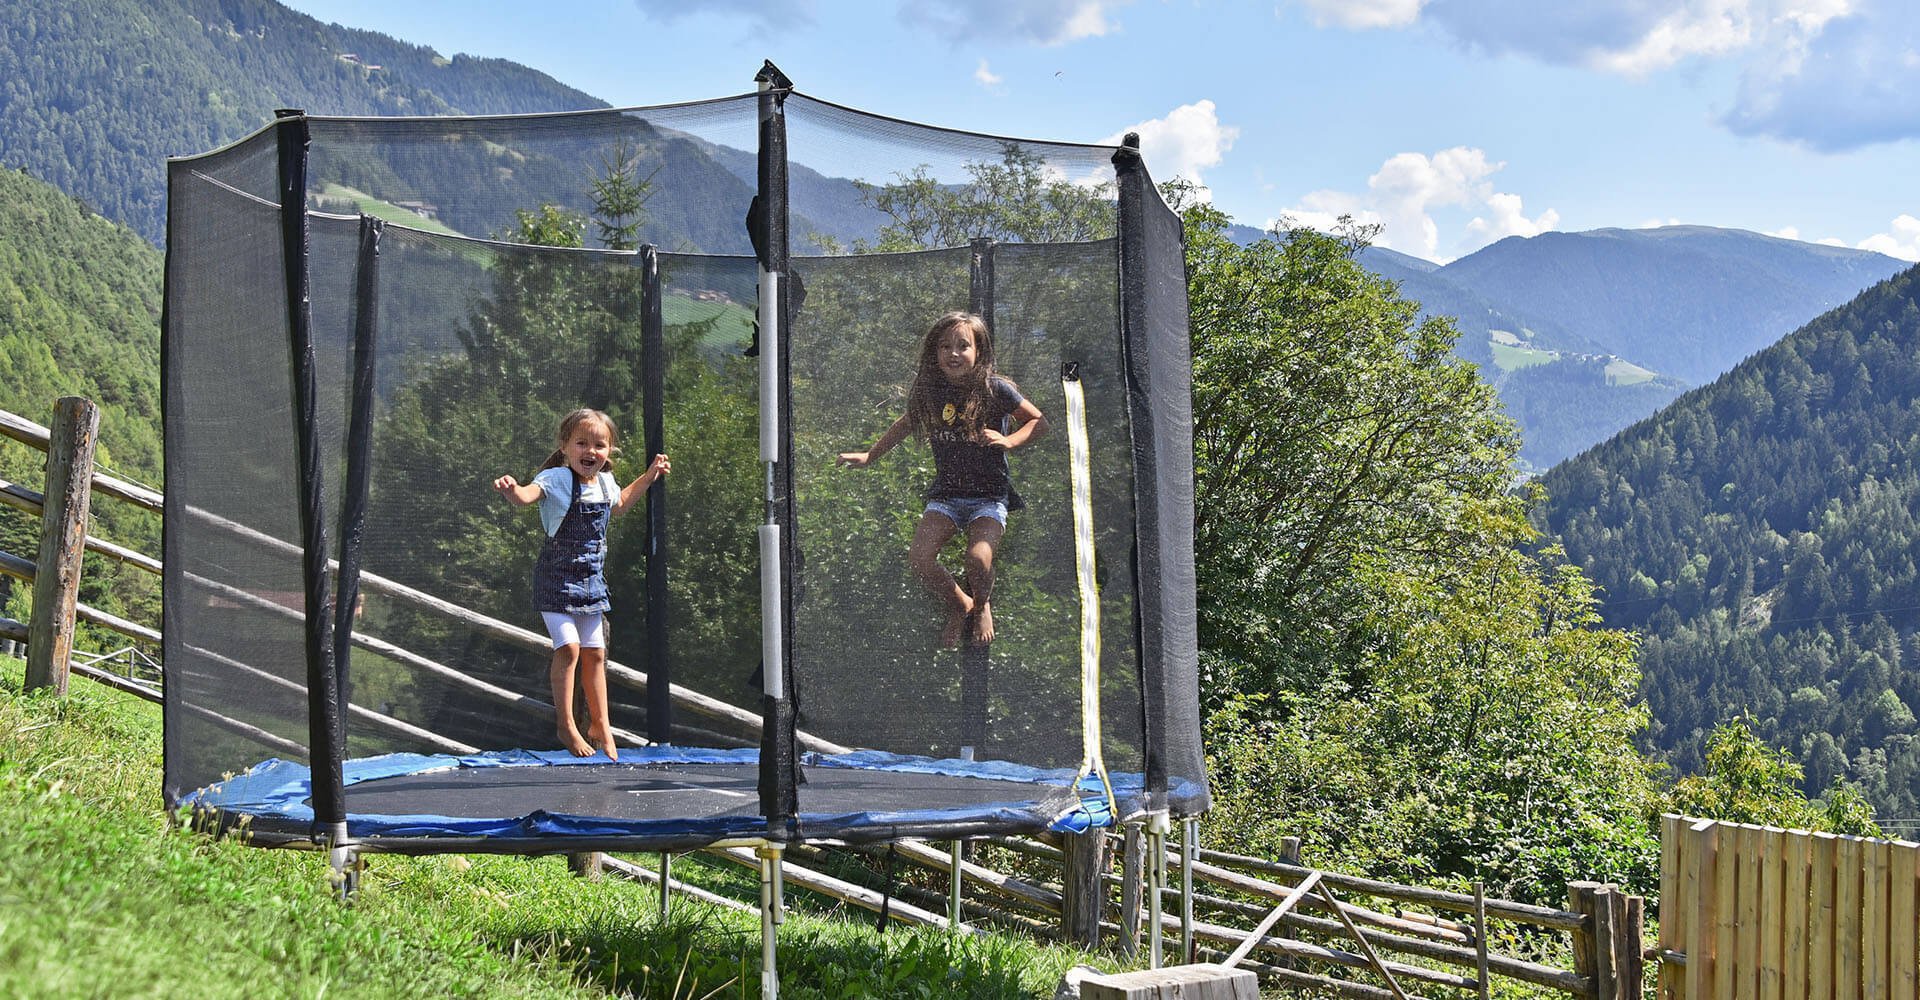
left=27, top=397, right=98, bottom=695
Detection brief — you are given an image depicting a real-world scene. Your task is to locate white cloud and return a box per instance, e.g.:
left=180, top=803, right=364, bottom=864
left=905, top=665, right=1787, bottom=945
left=900, top=0, right=1125, bottom=45
left=1766, top=225, right=1803, bottom=239
left=1302, top=1, right=1920, bottom=149
left=1466, top=191, right=1561, bottom=244
left=1103, top=100, right=1240, bottom=194
left=1725, top=0, right=1920, bottom=150
left=1857, top=214, right=1920, bottom=260
left=1279, top=146, right=1557, bottom=261
left=1296, top=0, right=1427, bottom=29
left=974, top=59, right=1004, bottom=88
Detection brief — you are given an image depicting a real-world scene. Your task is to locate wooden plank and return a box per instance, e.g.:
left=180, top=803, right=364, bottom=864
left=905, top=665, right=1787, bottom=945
left=1783, top=829, right=1811, bottom=1000
left=1836, top=836, right=1863, bottom=1000
left=26, top=396, right=99, bottom=695
left=1195, top=848, right=1585, bottom=929
left=0, top=478, right=162, bottom=576
left=1080, top=963, right=1259, bottom=1000
left=1863, top=839, right=1890, bottom=999
left=1662, top=815, right=1684, bottom=1000
left=0, top=406, right=162, bottom=513
left=1809, top=833, right=1838, bottom=1000
left=1686, top=820, right=1719, bottom=1000
left=1221, top=871, right=1319, bottom=970
left=1715, top=822, right=1739, bottom=1000
left=1316, top=882, right=1411, bottom=1000
left=1760, top=827, right=1785, bottom=1000
left=1891, top=841, right=1918, bottom=1000
left=1736, top=824, right=1762, bottom=1000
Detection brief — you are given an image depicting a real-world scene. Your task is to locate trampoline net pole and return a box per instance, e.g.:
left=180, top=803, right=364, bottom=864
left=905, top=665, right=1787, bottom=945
left=273, top=108, right=345, bottom=837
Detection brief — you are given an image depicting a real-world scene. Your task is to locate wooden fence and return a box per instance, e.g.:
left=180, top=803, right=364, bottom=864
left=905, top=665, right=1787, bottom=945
left=1659, top=813, right=1920, bottom=999
left=4, top=397, right=1647, bottom=997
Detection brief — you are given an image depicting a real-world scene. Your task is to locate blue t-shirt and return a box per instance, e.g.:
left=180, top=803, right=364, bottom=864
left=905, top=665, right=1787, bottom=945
left=532, top=467, right=616, bottom=537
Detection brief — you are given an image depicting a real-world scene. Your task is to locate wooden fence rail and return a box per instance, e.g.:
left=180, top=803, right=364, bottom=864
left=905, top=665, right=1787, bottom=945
left=1659, top=813, right=1920, bottom=999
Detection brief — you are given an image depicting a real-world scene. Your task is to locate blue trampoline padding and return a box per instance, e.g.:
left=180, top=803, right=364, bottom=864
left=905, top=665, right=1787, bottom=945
left=178, top=746, right=1171, bottom=840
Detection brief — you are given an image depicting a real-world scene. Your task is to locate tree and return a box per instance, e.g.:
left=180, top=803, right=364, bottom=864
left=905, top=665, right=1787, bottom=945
left=1669, top=718, right=1879, bottom=836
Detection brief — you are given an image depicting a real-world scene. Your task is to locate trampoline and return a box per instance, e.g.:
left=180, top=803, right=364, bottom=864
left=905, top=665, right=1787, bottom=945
left=161, top=61, right=1205, bottom=889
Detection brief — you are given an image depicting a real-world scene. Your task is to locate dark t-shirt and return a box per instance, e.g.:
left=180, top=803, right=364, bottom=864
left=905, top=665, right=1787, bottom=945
left=926, top=375, right=1026, bottom=508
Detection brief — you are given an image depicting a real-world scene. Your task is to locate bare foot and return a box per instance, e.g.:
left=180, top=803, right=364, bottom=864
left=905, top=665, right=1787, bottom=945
left=558, top=727, right=593, bottom=757
left=588, top=724, right=619, bottom=762
left=941, top=604, right=971, bottom=648
left=971, top=602, right=995, bottom=645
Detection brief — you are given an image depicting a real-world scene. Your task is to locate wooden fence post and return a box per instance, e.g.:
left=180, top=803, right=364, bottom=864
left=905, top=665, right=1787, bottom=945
left=26, top=396, right=99, bottom=695
left=567, top=851, right=604, bottom=880
left=1121, top=824, right=1144, bottom=957
left=1061, top=830, right=1109, bottom=946
left=1569, top=880, right=1645, bottom=999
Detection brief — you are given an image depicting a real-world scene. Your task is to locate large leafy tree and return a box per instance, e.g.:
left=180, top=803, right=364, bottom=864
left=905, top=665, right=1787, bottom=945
left=1177, top=202, right=1659, bottom=899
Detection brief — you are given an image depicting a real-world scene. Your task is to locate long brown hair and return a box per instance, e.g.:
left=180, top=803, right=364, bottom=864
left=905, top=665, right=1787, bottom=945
left=538, top=408, right=620, bottom=474
left=906, top=311, right=1007, bottom=439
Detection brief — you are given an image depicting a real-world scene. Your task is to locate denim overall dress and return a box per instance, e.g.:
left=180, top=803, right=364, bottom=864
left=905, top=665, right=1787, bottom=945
left=533, top=472, right=612, bottom=615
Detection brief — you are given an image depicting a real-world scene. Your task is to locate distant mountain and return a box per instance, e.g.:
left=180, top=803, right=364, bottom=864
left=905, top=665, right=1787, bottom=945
left=1536, top=262, right=1920, bottom=818
left=0, top=0, right=614, bottom=246
left=1347, top=226, right=1906, bottom=469
left=1447, top=227, right=1906, bottom=384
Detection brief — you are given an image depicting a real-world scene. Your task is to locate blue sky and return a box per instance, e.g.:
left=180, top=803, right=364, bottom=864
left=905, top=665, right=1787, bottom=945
left=281, top=0, right=1920, bottom=264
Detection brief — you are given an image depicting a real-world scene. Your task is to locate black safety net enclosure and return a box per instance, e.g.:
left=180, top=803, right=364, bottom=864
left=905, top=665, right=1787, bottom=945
left=162, top=70, right=1205, bottom=855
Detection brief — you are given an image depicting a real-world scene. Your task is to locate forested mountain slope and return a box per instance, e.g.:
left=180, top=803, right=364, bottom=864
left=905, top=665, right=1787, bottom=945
left=0, top=166, right=164, bottom=632
left=0, top=0, right=606, bottom=245
left=1537, top=262, right=1920, bottom=822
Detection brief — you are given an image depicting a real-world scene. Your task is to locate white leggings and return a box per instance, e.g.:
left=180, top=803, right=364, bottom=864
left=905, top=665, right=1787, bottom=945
left=541, top=611, right=607, bottom=650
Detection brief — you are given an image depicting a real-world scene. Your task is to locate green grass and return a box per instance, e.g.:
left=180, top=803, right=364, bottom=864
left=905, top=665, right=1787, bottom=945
left=316, top=183, right=465, bottom=237
left=0, top=657, right=1110, bottom=998
left=1603, top=359, right=1657, bottom=386
left=1489, top=341, right=1559, bottom=372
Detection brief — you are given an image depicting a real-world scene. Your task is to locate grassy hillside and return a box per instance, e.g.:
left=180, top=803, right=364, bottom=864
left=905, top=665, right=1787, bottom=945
left=0, top=658, right=1102, bottom=998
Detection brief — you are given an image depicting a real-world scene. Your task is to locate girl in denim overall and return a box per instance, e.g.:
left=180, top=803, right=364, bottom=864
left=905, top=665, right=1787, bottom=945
left=837, top=312, right=1049, bottom=648
left=494, top=408, right=670, bottom=760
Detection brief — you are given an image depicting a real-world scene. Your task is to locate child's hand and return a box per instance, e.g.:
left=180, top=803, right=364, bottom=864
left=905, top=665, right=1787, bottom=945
left=981, top=428, right=1012, bottom=450
left=649, top=453, right=672, bottom=478
left=837, top=451, right=872, bottom=468
left=492, top=474, right=521, bottom=496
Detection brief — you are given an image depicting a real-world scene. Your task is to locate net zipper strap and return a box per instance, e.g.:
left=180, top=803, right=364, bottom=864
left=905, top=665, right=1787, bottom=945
left=1063, top=372, right=1115, bottom=814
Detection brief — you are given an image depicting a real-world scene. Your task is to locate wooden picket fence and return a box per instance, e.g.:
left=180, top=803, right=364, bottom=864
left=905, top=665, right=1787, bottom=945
left=1659, top=813, right=1920, bottom=999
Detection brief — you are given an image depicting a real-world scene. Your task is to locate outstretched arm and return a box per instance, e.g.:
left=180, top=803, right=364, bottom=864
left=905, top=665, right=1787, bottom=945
left=614, top=453, right=672, bottom=516
left=982, top=399, right=1048, bottom=451
left=493, top=475, right=542, bottom=506
left=838, top=414, right=911, bottom=468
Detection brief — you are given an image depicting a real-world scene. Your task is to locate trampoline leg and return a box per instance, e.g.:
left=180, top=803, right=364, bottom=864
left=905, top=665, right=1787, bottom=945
left=758, top=844, right=784, bottom=1000
left=1182, top=818, right=1198, bottom=964
left=327, top=832, right=358, bottom=902
left=659, top=852, right=672, bottom=919
left=949, top=839, right=966, bottom=931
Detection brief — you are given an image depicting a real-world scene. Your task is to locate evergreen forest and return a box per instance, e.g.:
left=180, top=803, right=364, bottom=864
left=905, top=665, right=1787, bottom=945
left=1539, top=263, right=1920, bottom=831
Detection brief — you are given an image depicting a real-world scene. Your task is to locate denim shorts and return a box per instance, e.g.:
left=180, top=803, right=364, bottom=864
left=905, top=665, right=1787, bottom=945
left=925, top=496, right=1008, bottom=528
